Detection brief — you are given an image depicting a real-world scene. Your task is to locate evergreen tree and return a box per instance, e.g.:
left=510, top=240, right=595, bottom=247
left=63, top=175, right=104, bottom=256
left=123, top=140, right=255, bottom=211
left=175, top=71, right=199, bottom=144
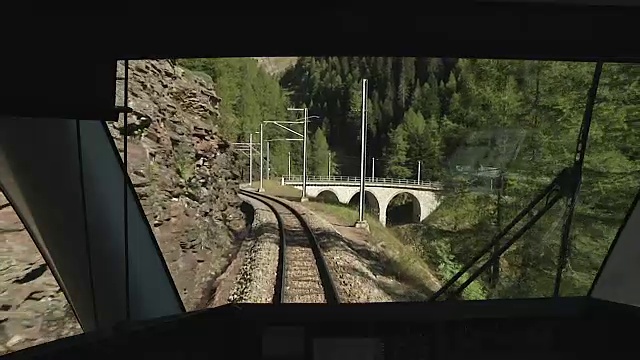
left=402, top=109, right=443, bottom=179
left=329, top=150, right=340, bottom=176
left=345, top=82, right=365, bottom=153
left=309, top=128, right=330, bottom=176
left=416, top=82, right=441, bottom=119
left=442, top=73, right=458, bottom=114
left=427, top=58, right=443, bottom=80
left=384, top=125, right=411, bottom=178
left=448, top=92, right=464, bottom=123
left=269, top=141, right=290, bottom=177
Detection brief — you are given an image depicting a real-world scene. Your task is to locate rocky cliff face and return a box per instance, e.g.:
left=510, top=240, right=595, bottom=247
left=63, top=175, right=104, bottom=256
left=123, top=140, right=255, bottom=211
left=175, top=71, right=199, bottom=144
left=253, top=57, right=298, bottom=76
left=109, top=60, right=247, bottom=310
left=0, top=59, right=246, bottom=353
left=0, top=193, right=82, bottom=354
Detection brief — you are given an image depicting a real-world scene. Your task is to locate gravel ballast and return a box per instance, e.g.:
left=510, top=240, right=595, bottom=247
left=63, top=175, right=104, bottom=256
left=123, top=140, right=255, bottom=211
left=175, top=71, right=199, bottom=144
left=213, top=195, right=432, bottom=306
left=286, top=202, right=414, bottom=303
left=217, top=196, right=280, bottom=304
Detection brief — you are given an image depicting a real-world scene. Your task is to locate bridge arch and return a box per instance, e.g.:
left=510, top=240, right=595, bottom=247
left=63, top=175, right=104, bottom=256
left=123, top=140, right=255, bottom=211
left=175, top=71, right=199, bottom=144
left=315, top=189, right=340, bottom=204
left=348, top=191, right=381, bottom=218
left=305, top=186, right=357, bottom=204
left=385, top=191, right=422, bottom=226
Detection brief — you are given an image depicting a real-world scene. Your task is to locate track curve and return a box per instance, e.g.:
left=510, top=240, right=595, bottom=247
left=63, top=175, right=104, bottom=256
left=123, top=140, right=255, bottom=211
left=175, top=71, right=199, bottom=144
left=239, top=190, right=340, bottom=304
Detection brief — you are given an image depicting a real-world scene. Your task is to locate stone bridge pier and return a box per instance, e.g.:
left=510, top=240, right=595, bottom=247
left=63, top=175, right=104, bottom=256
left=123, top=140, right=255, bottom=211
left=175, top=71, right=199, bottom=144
left=300, top=185, right=440, bottom=227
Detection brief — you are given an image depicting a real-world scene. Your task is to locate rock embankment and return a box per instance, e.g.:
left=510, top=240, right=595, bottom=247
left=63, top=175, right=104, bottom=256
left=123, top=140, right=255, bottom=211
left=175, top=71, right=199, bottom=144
left=109, top=60, right=246, bottom=310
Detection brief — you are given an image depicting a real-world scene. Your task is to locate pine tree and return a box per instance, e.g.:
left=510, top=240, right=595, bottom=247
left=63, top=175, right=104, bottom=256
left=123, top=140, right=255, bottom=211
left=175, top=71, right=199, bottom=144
left=444, top=73, right=457, bottom=101
left=384, top=125, right=411, bottom=178
left=415, top=82, right=441, bottom=119
left=381, top=93, right=394, bottom=121
left=269, top=141, right=290, bottom=177
left=234, top=79, right=260, bottom=135
left=412, top=83, right=422, bottom=108
left=401, top=109, right=443, bottom=180
left=367, top=97, right=377, bottom=140
left=427, top=58, right=443, bottom=83
left=448, top=92, right=464, bottom=123
left=309, top=128, right=330, bottom=176
left=329, top=150, right=340, bottom=176
left=346, top=82, right=365, bottom=153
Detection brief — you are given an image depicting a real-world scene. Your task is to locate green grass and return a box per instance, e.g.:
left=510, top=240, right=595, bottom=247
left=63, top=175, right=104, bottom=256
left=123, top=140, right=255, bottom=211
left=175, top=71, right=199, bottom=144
left=303, top=201, right=441, bottom=296
left=249, top=180, right=302, bottom=200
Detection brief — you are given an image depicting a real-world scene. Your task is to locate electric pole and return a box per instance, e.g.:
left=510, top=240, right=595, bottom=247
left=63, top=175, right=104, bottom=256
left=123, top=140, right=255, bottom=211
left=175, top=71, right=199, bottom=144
left=262, top=117, right=311, bottom=183
left=249, top=133, right=253, bottom=186
left=266, top=141, right=270, bottom=181
left=286, top=107, right=312, bottom=201
left=259, top=122, right=264, bottom=192
left=302, top=107, right=308, bottom=201
left=356, top=79, right=369, bottom=230
left=372, top=157, right=375, bottom=179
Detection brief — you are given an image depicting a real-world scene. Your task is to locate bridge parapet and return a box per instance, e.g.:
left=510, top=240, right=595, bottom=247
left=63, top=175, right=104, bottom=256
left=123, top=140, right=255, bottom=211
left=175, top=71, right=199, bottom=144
left=281, top=175, right=443, bottom=191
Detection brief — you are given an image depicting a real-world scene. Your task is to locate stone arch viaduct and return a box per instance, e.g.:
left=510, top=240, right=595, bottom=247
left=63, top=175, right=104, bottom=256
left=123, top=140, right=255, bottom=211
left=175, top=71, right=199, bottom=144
left=282, top=176, right=442, bottom=226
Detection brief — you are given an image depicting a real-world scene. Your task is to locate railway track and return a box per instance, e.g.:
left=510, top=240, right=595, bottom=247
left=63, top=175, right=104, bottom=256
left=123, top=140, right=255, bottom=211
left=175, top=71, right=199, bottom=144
left=239, top=190, right=340, bottom=304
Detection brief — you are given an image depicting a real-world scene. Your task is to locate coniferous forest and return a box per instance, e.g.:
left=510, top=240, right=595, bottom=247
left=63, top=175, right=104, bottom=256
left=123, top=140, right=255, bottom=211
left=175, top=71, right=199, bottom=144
left=179, top=57, right=640, bottom=300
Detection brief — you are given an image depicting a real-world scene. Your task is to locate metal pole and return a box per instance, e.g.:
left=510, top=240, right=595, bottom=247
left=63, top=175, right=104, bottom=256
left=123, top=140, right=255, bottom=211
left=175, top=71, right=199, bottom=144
left=249, top=133, right=253, bottom=186
left=491, top=172, right=503, bottom=291
left=288, top=151, right=291, bottom=177
left=372, top=157, right=375, bottom=180
left=328, top=152, right=331, bottom=177
left=417, top=160, right=421, bottom=183
left=259, top=122, right=264, bottom=192
left=123, top=60, right=130, bottom=319
left=302, top=107, right=308, bottom=200
left=357, top=79, right=368, bottom=225
left=267, top=141, right=270, bottom=181
left=554, top=61, right=603, bottom=297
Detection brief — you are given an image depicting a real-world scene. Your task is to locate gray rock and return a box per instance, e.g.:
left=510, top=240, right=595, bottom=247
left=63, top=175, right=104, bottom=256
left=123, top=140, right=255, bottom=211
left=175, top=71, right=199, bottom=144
left=107, top=60, right=246, bottom=311
left=6, top=335, right=24, bottom=348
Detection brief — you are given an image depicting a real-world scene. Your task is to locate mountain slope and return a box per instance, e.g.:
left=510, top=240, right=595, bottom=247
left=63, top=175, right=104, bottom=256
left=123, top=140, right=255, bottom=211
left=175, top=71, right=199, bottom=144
left=253, top=57, right=298, bottom=76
